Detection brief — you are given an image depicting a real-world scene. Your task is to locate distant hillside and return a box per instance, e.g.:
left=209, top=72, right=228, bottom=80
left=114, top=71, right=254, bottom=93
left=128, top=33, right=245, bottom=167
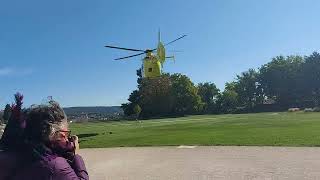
left=63, top=106, right=123, bottom=115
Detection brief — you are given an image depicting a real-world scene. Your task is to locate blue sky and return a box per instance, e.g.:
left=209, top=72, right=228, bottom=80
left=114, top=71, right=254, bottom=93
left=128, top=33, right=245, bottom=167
left=1, top=0, right=320, bottom=108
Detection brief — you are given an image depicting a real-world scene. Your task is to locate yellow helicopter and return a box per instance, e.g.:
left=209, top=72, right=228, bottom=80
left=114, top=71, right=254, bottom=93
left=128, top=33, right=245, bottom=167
left=105, top=32, right=186, bottom=78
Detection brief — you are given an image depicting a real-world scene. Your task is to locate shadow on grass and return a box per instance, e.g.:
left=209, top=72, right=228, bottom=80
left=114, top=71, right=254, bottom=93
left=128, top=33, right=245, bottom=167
left=77, top=133, right=99, bottom=139
left=78, top=133, right=99, bottom=143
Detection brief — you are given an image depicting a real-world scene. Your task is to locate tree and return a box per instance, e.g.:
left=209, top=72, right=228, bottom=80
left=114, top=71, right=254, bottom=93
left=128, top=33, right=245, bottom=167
left=217, top=90, right=239, bottom=113
left=301, top=52, right=320, bottom=107
left=217, top=82, right=239, bottom=113
left=3, top=104, right=11, bottom=124
left=139, top=74, right=174, bottom=118
left=259, top=55, right=304, bottom=108
left=197, top=82, right=220, bottom=113
left=170, top=74, right=204, bottom=115
left=121, top=103, right=134, bottom=117
left=133, top=104, right=142, bottom=120
left=121, top=90, right=141, bottom=117
left=234, top=69, right=263, bottom=110
left=121, top=69, right=143, bottom=117
left=122, top=70, right=206, bottom=118
left=121, top=70, right=174, bottom=118
left=0, top=111, right=3, bottom=124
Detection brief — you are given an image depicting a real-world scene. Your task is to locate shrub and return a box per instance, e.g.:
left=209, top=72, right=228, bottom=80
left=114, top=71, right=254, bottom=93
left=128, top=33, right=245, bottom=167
left=288, top=108, right=300, bottom=112
left=304, top=108, right=314, bottom=112
left=313, top=107, right=320, bottom=112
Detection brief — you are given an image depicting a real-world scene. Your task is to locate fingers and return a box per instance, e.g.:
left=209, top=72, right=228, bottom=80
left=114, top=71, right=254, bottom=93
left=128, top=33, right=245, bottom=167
left=73, top=135, right=79, bottom=142
left=70, top=135, right=78, bottom=142
left=72, top=135, right=80, bottom=154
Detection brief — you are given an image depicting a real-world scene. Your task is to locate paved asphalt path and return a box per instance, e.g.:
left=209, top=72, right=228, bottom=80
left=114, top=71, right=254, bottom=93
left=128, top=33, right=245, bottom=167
left=79, top=146, right=320, bottom=180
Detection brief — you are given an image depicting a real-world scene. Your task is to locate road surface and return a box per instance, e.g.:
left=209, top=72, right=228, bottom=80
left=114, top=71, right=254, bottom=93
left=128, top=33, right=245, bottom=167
left=79, top=146, right=320, bottom=180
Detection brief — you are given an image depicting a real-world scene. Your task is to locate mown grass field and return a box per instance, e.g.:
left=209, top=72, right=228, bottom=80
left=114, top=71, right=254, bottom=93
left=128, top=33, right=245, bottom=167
left=70, top=112, right=320, bottom=148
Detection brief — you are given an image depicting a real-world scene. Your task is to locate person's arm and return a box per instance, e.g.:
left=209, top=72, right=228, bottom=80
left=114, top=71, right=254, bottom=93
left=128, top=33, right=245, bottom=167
left=70, top=154, right=89, bottom=179
left=52, top=156, right=89, bottom=180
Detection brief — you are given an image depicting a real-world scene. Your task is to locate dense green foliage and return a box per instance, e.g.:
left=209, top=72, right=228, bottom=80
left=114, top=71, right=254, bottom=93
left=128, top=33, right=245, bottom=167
left=0, top=112, right=3, bottom=124
left=197, top=82, right=220, bottom=113
left=2, top=104, right=11, bottom=124
left=122, top=52, right=320, bottom=118
left=122, top=71, right=204, bottom=118
left=70, top=112, right=320, bottom=148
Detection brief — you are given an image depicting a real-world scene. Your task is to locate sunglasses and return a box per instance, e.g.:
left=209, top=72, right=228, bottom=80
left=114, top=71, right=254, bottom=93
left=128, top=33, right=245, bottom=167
left=57, top=130, right=72, bottom=139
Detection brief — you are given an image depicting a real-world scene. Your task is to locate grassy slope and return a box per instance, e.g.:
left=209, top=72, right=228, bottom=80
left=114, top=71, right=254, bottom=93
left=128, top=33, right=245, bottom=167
left=70, top=112, right=320, bottom=148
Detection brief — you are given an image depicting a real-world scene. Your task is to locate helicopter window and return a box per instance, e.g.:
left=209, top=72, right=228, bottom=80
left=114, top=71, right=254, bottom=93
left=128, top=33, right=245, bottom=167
left=148, top=68, right=152, bottom=72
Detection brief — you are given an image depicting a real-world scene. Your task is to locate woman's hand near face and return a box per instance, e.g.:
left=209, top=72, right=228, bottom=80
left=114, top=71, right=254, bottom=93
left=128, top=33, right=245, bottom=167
left=72, top=135, right=80, bottom=154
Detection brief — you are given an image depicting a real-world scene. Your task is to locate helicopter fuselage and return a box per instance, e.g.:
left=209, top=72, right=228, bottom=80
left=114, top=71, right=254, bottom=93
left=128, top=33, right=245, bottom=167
left=143, top=52, right=162, bottom=78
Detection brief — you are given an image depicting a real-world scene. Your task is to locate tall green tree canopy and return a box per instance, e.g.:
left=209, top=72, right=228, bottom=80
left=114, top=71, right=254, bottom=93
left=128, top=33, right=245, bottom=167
left=301, top=52, right=320, bottom=106
left=122, top=51, right=320, bottom=117
left=218, top=87, right=239, bottom=113
left=259, top=55, right=304, bottom=107
left=234, top=69, right=262, bottom=109
left=170, top=74, right=204, bottom=115
left=3, top=104, right=11, bottom=124
left=122, top=72, right=204, bottom=118
left=197, top=82, right=220, bottom=113
left=139, top=74, right=174, bottom=118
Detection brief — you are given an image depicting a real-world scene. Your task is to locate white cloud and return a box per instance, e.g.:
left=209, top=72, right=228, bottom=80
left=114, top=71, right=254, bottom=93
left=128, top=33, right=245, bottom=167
left=0, top=68, right=13, bottom=76
left=0, top=67, right=33, bottom=76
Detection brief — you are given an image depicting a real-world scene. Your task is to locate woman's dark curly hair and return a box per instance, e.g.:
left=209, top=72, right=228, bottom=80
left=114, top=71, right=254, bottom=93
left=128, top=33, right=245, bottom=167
left=24, top=100, right=68, bottom=143
left=0, top=95, right=68, bottom=150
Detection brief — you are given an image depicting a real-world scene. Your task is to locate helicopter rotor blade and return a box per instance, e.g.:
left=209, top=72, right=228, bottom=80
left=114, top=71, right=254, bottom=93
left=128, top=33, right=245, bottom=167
left=169, top=50, right=183, bottom=53
left=104, top=45, right=145, bottom=52
left=114, top=52, right=146, bottom=60
left=164, top=35, right=187, bottom=46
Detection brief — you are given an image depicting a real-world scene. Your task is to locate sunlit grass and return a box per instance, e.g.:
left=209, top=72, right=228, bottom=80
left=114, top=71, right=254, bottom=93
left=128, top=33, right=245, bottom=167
left=70, top=112, right=320, bottom=148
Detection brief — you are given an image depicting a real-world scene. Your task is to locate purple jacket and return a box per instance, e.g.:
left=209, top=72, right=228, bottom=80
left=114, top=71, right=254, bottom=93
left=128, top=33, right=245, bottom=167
left=0, top=150, right=89, bottom=180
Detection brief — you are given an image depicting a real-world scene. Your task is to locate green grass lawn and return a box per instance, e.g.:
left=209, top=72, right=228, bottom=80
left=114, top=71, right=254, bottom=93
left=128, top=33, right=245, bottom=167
left=70, top=112, right=320, bottom=148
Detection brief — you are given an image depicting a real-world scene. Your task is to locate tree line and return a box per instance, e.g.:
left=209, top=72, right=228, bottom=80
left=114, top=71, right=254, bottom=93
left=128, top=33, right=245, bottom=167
left=3, top=52, right=319, bottom=122
left=122, top=52, right=320, bottom=119
left=0, top=104, right=11, bottom=124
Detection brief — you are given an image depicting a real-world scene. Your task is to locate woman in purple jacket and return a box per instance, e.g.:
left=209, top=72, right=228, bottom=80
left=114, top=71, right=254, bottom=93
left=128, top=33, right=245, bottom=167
left=0, top=93, right=89, bottom=180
